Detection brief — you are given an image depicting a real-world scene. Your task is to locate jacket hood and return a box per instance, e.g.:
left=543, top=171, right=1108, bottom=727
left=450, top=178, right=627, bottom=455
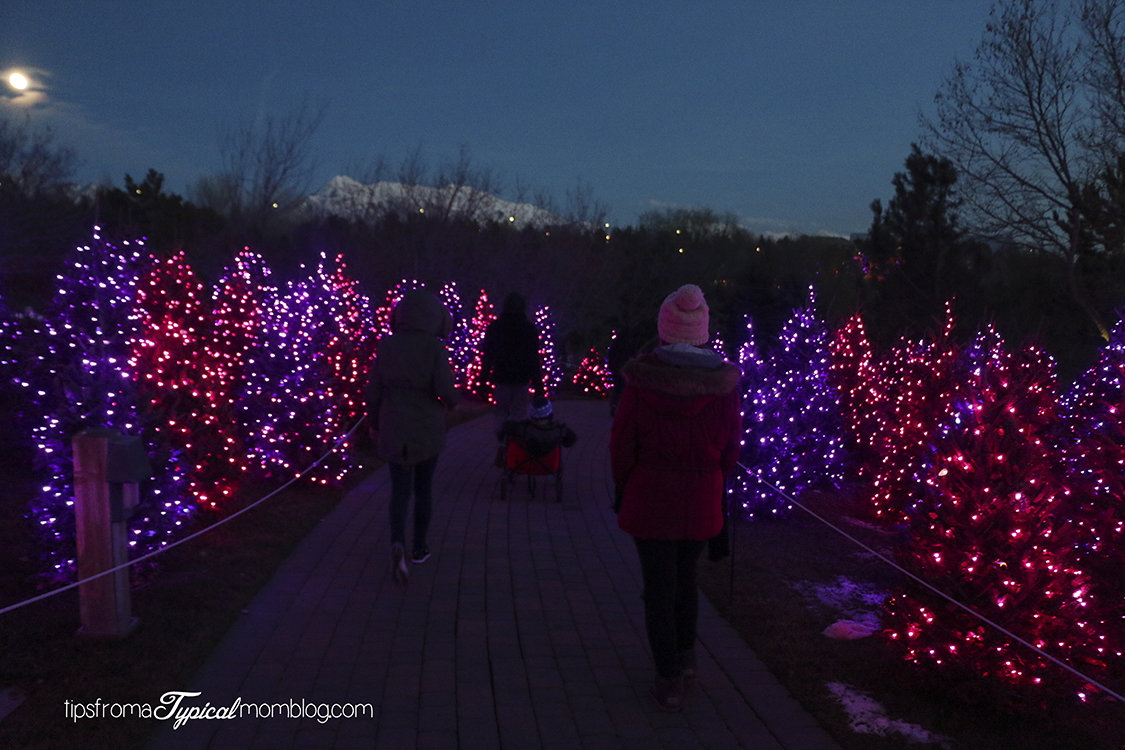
left=622, top=351, right=741, bottom=400
left=501, top=291, right=527, bottom=318
left=391, top=289, right=452, bottom=337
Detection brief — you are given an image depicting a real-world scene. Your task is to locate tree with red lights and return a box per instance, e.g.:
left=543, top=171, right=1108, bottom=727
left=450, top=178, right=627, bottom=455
left=464, top=290, right=496, bottom=401
left=572, top=347, right=612, bottom=396
left=375, top=279, right=425, bottom=340
left=828, top=313, right=879, bottom=479
left=884, top=328, right=1105, bottom=694
left=204, top=250, right=264, bottom=488
left=864, top=304, right=963, bottom=524
left=133, top=251, right=238, bottom=508
left=321, top=254, right=376, bottom=430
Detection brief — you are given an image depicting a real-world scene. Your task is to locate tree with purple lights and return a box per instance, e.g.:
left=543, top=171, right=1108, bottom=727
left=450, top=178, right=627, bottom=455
left=738, top=289, right=844, bottom=519
left=438, top=281, right=472, bottom=386
left=535, top=304, right=563, bottom=395
left=1058, top=316, right=1125, bottom=680
left=11, top=229, right=192, bottom=583
left=252, top=255, right=375, bottom=485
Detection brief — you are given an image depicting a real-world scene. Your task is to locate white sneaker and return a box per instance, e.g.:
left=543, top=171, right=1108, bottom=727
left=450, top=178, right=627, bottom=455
left=391, top=543, right=409, bottom=585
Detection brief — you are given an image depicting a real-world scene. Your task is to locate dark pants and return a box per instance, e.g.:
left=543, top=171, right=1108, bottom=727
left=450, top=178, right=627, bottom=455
left=633, top=537, right=707, bottom=679
left=389, top=455, right=438, bottom=550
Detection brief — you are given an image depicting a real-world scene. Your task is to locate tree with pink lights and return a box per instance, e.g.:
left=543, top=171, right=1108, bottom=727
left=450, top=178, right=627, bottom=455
left=463, top=290, right=496, bottom=401
left=132, top=250, right=239, bottom=509
left=572, top=347, right=612, bottom=397
left=883, top=327, right=1113, bottom=695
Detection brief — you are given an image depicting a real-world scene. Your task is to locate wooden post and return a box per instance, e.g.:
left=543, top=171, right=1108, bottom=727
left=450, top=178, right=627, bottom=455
left=73, top=429, right=137, bottom=637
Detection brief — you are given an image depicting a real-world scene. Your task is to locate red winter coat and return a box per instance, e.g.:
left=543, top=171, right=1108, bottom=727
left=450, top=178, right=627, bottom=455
left=611, top=350, right=742, bottom=540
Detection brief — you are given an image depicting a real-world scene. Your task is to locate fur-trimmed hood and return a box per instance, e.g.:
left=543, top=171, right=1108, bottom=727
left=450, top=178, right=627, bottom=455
left=622, top=351, right=741, bottom=400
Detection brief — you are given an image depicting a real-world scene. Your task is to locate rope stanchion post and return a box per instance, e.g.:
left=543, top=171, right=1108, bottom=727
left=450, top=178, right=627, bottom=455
left=73, top=429, right=150, bottom=638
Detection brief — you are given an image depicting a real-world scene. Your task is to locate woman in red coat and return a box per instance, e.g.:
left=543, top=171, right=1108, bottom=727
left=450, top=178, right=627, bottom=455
left=610, top=284, right=742, bottom=712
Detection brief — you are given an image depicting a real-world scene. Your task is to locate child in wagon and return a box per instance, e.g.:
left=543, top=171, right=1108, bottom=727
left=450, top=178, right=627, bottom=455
left=497, top=395, right=577, bottom=465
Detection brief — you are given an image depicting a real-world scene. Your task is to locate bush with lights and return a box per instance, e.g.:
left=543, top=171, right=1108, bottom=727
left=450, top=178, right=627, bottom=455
left=1058, top=317, right=1125, bottom=681
left=864, top=305, right=964, bottom=524
left=882, top=326, right=1111, bottom=695
left=463, top=290, right=496, bottom=401
left=535, top=304, right=563, bottom=395
left=572, top=347, right=612, bottom=397
left=132, top=250, right=240, bottom=509
left=437, top=281, right=472, bottom=386
left=7, top=229, right=193, bottom=583
left=737, top=289, right=845, bottom=519
left=245, top=254, right=374, bottom=484
left=828, top=312, right=879, bottom=478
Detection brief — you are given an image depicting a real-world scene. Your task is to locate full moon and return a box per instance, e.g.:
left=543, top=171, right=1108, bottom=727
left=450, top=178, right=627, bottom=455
left=9, top=73, right=28, bottom=90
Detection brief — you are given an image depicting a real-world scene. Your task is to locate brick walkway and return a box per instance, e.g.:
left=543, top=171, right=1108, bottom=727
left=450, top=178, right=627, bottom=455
left=148, top=400, right=842, bottom=749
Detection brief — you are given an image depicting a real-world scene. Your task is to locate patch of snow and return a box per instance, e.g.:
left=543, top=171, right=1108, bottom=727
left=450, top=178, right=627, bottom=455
left=842, top=515, right=896, bottom=534
left=792, top=575, right=886, bottom=616
left=824, top=615, right=879, bottom=639
left=827, top=682, right=950, bottom=746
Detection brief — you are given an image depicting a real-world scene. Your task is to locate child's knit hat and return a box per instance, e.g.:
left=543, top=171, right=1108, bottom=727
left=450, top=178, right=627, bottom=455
left=530, top=395, right=553, bottom=419
left=657, top=284, right=709, bottom=346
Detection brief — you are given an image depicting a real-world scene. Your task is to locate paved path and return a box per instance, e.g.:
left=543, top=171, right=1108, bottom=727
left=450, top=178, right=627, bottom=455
left=148, top=400, right=842, bottom=750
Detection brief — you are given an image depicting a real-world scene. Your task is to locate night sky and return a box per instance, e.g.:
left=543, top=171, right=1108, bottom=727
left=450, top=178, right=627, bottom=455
left=1, top=1, right=990, bottom=235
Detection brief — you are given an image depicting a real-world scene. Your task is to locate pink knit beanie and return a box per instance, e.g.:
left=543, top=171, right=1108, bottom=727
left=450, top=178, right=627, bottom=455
left=657, top=284, right=709, bottom=345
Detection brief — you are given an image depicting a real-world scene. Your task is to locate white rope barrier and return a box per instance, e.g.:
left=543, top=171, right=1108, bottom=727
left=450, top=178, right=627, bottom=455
left=739, top=465, right=1124, bottom=703
left=0, top=417, right=367, bottom=618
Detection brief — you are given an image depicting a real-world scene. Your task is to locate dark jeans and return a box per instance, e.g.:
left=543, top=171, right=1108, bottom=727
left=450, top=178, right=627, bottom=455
left=633, top=537, right=707, bottom=679
left=389, top=455, right=438, bottom=550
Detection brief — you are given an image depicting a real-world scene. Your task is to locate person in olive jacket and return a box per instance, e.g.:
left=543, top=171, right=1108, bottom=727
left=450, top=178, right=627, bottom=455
left=610, top=284, right=742, bottom=712
left=366, top=289, right=461, bottom=585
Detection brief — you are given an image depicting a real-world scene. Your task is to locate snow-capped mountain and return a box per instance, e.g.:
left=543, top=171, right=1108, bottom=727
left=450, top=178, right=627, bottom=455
left=304, top=175, right=561, bottom=230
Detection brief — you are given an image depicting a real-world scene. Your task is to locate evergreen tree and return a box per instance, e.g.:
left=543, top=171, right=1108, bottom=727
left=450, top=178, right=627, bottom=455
left=739, top=289, right=845, bottom=518
left=1059, top=316, right=1125, bottom=680
left=132, top=251, right=237, bottom=508
left=10, top=229, right=192, bottom=581
left=828, top=313, right=879, bottom=478
left=858, top=145, right=984, bottom=342
left=464, top=290, right=496, bottom=401
left=572, top=347, right=611, bottom=397
left=255, top=255, right=374, bottom=484
left=865, top=305, right=963, bottom=524
left=535, top=304, right=563, bottom=395
left=884, top=328, right=1106, bottom=694
left=438, top=281, right=471, bottom=386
